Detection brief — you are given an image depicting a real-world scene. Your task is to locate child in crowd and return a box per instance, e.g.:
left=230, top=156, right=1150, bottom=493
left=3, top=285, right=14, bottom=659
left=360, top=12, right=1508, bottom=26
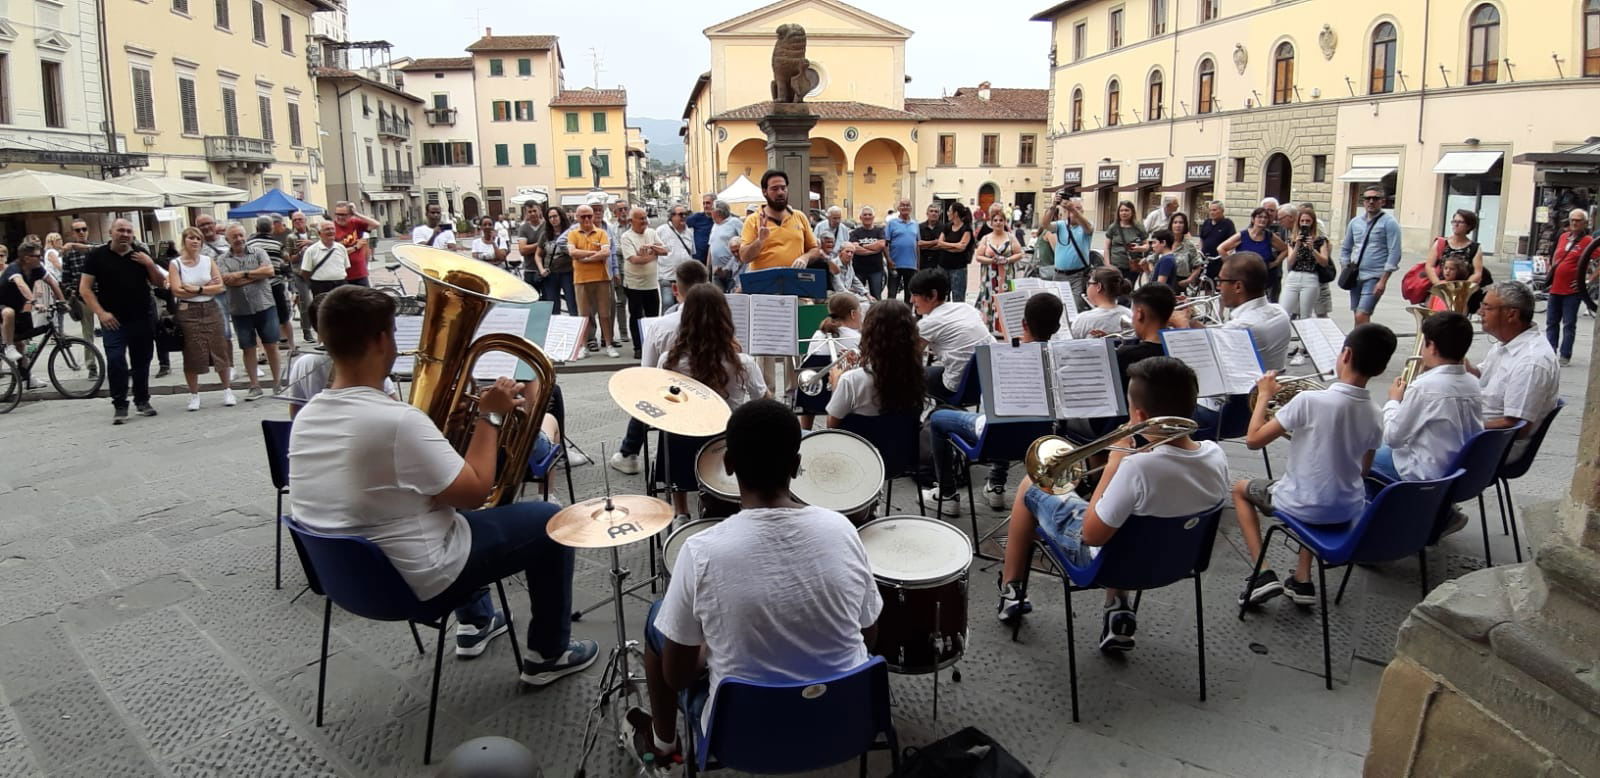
left=1149, top=229, right=1180, bottom=293
left=1233, top=323, right=1398, bottom=608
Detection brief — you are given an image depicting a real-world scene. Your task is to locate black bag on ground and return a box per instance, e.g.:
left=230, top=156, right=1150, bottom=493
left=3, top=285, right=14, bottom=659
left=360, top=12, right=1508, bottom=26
left=892, top=727, right=1036, bottom=778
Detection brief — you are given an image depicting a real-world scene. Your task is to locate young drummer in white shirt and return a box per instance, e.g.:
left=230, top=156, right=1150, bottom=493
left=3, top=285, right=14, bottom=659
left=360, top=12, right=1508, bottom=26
left=1233, top=323, right=1398, bottom=608
left=1371, top=311, right=1482, bottom=486
left=997, top=357, right=1231, bottom=653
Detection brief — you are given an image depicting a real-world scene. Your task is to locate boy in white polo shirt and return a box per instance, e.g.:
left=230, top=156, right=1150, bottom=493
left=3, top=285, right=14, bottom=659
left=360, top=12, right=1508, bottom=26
left=1233, top=323, right=1397, bottom=608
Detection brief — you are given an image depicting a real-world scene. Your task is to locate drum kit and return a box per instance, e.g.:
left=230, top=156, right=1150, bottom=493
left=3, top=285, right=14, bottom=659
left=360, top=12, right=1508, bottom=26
left=562, top=366, right=978, bottom=772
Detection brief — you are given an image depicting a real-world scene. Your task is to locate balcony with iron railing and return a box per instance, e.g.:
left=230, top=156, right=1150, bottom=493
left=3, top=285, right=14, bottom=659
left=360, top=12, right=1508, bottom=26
left=424, top=108, right=456, bottom=126
left=382, top=170, right=415, bottom=189
left=203, top=135, right=275, bottom=167
left=377, top=115, right=410, bottom=140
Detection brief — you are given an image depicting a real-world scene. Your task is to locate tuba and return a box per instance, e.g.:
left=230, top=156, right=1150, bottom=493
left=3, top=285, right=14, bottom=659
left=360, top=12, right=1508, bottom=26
left=1398, top=280, right=1477, bottom=389
left=1025, top=416, right=1200, bottom=494
left=393, top=244, right=557, bottom=508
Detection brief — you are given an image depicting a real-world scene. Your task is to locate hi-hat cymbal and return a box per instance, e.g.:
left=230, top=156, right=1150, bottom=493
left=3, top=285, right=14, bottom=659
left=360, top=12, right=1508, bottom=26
left=608, top=367, right=731, bottom=437
left=547, top=495, right=674, bottom=549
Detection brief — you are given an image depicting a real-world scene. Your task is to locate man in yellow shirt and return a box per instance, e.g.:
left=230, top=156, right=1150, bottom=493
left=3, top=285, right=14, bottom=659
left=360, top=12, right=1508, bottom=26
left=739, top=169, right=821, bottom=272
left=569, top=205, right=617, bottom=359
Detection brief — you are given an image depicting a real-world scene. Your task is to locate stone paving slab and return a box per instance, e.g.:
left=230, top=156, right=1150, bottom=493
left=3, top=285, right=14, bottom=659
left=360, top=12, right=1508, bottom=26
left=0, top=285, right=1590, bottom=776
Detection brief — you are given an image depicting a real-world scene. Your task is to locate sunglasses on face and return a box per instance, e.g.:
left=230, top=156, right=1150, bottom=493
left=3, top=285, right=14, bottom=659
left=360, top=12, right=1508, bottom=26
left=1363, top=196, right=1384, bottom=202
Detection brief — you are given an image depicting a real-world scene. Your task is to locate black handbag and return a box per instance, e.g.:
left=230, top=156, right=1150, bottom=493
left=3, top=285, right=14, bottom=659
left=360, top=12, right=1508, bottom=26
left=1316, top=259, right=1337, bottom=284
left=1338, top=218, right=1379, bottom=291
left=892, top=727, right=1035, bottom=778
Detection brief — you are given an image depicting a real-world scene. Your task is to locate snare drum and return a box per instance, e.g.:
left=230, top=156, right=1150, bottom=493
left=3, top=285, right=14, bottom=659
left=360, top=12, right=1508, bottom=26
left=791, top=429, right=885, bottom=525
left=662, top=519, right=722, bottom=574
left=858, top=516, right=973, bottom=674
left=694, top=436, right=740, bottom=518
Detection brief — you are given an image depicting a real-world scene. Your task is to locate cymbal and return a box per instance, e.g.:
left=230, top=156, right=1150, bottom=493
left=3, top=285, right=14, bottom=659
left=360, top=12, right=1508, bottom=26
left=608, top=367, right=731, bottom=437
left=548, top=495, right=675, bottom=549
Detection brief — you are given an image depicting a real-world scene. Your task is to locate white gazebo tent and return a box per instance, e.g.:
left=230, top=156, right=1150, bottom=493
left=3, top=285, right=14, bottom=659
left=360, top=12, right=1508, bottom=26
left=717, top=175, right=764, bottom=206
left=110, top=173, right=249, bottom=207
left=0, top=169, right=162, bottom=214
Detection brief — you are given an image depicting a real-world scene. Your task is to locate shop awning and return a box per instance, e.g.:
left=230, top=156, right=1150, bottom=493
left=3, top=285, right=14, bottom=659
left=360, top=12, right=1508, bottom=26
left=0, top=169, right=163, bottom=214
left=1084, top=181, right=1119, bottom=192
left=1116, top=181, right=1156, bottom=192
left=932, top=192, right=962, bottom=200
left=365, top=192, right=407, bottom=202
left=1160, top=180, right=1212, bottom=192
left=111, top=173, right=249, bottom=206
left=1337, top=153, right=1399, bottom=183
left=1433, top=150, right=1503, bottom=175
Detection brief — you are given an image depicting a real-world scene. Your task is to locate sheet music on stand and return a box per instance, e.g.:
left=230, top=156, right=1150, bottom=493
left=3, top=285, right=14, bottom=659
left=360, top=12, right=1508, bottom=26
left=1160, top=327, right=1264, bottom=397
left=726, top=293, right=798, bottom=356
left=995, top=290, right=1033, bottom=339
left=539, top=316, right=586, bottom=364
left=1294, top=318, right=1345, bottom=378
left=391, top=315, right=425, bottom=376
left=976, top=340, right=1126, bottom=419
left=470, top=306, right=533, bottom=380
left=997, top=283, right=1077, bottom=340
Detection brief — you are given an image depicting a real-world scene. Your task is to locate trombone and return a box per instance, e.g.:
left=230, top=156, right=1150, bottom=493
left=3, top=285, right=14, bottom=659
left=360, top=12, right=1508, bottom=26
left=1246, top=373, right=1326, bottom=434
left=796, top=338, right=860, bottom=396
left=1175, top=294, right=1223, bottom=325
left=1025, top=416, right=1201, bottom=494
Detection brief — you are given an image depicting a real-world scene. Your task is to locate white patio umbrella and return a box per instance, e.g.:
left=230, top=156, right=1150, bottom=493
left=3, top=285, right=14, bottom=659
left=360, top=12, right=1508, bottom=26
left=716, top=175, right=764, bottom=204
left=0, top=169, right=164, bottom=214
left=110, top=173, right=249, bottom=206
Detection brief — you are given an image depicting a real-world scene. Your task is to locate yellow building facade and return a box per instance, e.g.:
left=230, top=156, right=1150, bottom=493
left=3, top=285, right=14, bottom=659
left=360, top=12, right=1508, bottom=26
left=549, top=91, right=630, bottom=207
left=1035, top=0, right=1600, bottom=257
left=103, top=0, right=334, bottom=214
left=683, top=0, right=1048, bottom=217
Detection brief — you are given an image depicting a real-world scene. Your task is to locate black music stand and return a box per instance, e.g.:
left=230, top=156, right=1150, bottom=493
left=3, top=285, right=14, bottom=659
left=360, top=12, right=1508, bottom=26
left=739, top=267, right=828, bottom=298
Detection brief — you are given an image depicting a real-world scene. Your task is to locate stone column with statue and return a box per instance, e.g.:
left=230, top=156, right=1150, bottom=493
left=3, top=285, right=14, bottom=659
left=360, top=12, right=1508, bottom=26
left=759, top=23, right=817, bottom=198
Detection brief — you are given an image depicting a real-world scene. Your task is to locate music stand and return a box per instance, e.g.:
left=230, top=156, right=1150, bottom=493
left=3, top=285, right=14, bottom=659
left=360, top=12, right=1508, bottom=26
left=739, top=267, right=828, bottom=299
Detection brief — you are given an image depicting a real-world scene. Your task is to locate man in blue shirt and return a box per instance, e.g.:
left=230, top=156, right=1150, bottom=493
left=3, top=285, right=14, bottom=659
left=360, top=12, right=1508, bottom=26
left=884, top=199, right=921, bottom=301
left=1339, top=186, right=1404, bottom=325
left=1045, top=194, right=1095, bottom=300
left=684, top=193, right=715, bottom=262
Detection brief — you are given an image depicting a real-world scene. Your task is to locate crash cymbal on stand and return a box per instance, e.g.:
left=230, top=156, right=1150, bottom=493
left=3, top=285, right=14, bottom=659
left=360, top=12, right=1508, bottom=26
left=547, top=495, right=674, bottom=549
left=607, top=367, right=731, bottom=437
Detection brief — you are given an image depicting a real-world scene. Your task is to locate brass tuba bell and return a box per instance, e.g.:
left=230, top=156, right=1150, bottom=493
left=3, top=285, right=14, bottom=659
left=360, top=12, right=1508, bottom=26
left=393, top=244, right=557, bottom=508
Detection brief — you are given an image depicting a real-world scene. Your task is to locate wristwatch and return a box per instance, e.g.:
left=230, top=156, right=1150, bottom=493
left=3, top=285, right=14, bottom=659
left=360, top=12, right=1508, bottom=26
left=482, top=412, right=504, bottom=429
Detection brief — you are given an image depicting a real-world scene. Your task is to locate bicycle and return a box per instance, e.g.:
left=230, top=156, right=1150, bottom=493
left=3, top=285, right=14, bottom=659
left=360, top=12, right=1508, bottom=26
left=7, top=302, right=106, bottom=400
left=0, top=352, right=19, bottom=413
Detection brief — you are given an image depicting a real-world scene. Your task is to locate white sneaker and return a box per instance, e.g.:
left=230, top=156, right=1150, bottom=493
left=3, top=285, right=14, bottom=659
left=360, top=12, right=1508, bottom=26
left=2, top=345, right=19, bottom=361
left=983, top=483, right=1007, bottom=510
left=566, top=448, right=592, bottom=466
left=572, top=348, right=587, bottom=361
left=187, top=394, right=201, bottom=412
left=256, top=366, right=266, bottom=380
left=921, top=487, right=961, bottom=517
left=1289, top=352, right=1307, bottom=367
left=222, top=388, right=238, bottom=407
left=26, top=377, right=48, bottom=390
left=609, top=452, right=641, bottom=475
left=605, top=346, right=620, bottom=359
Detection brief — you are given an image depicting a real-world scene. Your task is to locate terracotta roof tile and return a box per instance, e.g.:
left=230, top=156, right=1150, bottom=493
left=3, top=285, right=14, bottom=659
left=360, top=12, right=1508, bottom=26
left=713, top=101, right=922, bottom=122
left=311, top=67, right=423, bottom=103
left=465, top=34, right=557, bottom=52
left=550, top=88, right=628, bottom=107
left=904, top=87, right=1049, bottom=121
left=400, top=57, right=472, bottom=71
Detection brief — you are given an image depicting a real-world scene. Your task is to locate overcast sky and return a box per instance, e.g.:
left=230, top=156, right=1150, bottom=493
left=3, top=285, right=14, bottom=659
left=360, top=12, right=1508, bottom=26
left=350, top=0, right=1053, bottom=119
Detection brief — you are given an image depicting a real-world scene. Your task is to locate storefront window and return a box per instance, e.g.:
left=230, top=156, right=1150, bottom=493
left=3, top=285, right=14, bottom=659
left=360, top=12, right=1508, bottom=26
left=1442, top=162, right=1502, bottom=255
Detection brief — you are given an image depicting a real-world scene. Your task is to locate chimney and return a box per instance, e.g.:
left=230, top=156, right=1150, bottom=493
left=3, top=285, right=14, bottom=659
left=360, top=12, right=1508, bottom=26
left=978, top=81, right=992, bottom=100
left=485, top=26, right=492, bottom=37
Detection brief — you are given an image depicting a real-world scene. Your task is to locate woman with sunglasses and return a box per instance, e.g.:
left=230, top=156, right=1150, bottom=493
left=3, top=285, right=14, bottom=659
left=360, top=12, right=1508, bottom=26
left=538, top=207, right=577, bottom=315
left=975, top=208, right=1024, bottom=331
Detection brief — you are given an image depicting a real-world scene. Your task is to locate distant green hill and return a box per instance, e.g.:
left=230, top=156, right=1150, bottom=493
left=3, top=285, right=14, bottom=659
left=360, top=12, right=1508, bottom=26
left=632, top=117, right=685, bottom=165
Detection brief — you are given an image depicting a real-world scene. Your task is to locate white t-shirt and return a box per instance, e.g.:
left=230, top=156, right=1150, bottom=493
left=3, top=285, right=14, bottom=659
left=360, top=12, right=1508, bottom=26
left=1478, top=326, right=1559, bottom=427
left=618, top=228, right=663, bottom=291
left=287, top=387, right=470, bottom=600
left=411, top=224, right=457, bottom=249
left=171, top=255, right=217, bottom=303
left=657, top=352, right=767, bottom=408
left=826, top=367, right=880, bottom=418
left=1382, top=363, right=1482, bottom=481
left=283, top=353, right=399, bottom=407
left=1070, top=305, right=1132, bottom=339
left=656, top=223, right=695, bottom=282
left=640, top=310, right=681, bottom=368
left=1095, top=441, right=1230, bottom=529
left=470, top=234, right=508, bottom=265
left=1224, top=295, right=1292, bottom=372
left=1270, top=382, right=1382, bottom=524
left=300, top=242, right=351, bottom=281
left=918, top=302, right=992, bottom=391
left=655, top=505, right=883, bottom=731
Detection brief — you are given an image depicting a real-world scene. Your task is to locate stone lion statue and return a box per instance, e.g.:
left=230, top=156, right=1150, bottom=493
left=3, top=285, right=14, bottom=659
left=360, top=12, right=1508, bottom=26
left=771, top=24, right=812, bottom=104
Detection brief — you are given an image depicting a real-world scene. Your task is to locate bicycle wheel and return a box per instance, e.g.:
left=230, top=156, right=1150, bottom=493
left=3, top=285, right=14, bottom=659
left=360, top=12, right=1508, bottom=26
left=48, top=336, right=106, bottom=399
left=0, top=354, right=20, bottom=413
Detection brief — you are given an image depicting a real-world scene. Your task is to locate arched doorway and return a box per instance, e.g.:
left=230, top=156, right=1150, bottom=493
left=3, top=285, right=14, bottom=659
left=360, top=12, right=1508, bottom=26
left=852, top=138, right=911, bottom=214
left=978, top=183, right=999, bottom=215
left=722, top=138, right=768, bottom=187
left=1262, top=153, right=1293, bottom=205
left=462, top=195, right=480, bottom=221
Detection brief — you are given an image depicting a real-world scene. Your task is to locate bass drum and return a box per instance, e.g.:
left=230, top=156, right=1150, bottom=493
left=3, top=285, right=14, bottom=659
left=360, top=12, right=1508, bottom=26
left=662, top=519, right=723, bottom=577
left=694, top=436, right=740, bottom=519
left=791, top=429, right=885, bottom=526
left=857, top=516, right=973, bottom=674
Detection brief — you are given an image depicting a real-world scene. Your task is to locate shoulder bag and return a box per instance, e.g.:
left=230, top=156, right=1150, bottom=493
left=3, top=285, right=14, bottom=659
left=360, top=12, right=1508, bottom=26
left=1337, top=217, right=1378, bottom=291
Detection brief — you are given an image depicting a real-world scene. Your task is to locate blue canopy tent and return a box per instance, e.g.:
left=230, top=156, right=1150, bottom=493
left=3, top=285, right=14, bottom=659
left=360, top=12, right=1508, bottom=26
left=226, top=189, right=325, bottom=219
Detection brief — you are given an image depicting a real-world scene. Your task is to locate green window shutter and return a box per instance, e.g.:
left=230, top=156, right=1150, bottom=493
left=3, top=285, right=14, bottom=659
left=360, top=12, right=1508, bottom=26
left=488, top=59, right=503, bottom=76
left=565, top=112, right=579, bottom=133
left=567, top=154, right=581, bottom=178
left=517, top=58, right=531, bottom=76
left=522, top=144, right=537, bottom=165
left=495, top=144, right=508, bottom=166
left=592, top=111, right=606, bottom=132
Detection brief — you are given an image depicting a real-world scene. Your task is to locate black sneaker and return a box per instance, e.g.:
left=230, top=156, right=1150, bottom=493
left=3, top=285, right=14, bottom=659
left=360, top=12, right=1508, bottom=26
left=520, top=639, right=599, bottom=686
left=154, top=365, right=171, bottom=378
left=112, top=406, right=129, bottom=425
left=996, top=581, right=1033, bottom=623
left=135, top=402, right=158, bottom=417
left=454, top=611, right=508, bottom=658
left=1238, top=570, right=1284, bottom=607
left=1099, top=607, right=1137, bottom=653
left=1283, top=576, right=1316, bottom=607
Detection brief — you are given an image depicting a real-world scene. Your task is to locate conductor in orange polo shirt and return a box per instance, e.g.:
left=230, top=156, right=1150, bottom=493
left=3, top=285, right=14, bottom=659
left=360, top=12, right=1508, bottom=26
left=739, top=169, right=822, bottom=272
left=569, top=205, right=619, bottom=359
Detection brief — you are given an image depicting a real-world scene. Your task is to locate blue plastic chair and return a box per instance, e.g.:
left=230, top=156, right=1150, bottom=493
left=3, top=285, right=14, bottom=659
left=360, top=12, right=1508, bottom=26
left=1240, top=470, right=1463, bottom=690
left=1494, top=400, right=1565, bottom=563
left=1433, top=423, right=1524, bottom=567
left=838, top=411, right=925, bottom=516
left=945, top=354, right=982, bottom=408
left=682, top=656, right=901, bottom=776
left=260, top=420, right=292, bottom=590
left=1194, top=394, right=1277, bottom=478
left=526, top=437, right=575, bottom=505
left=280, top=516, right=520, bottom=765
left=947, top=419, right=1055, bottom=560
left=1023, top=506, right=1224, bottom=722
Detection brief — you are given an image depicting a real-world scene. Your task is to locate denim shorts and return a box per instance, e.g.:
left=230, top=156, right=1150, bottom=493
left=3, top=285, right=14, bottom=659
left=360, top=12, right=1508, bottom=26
left=1023, top=486, right=1094, bottom=568
left=1348, top=277, right=1381, bottom=314
left=232, top=307, right=281, bottom=349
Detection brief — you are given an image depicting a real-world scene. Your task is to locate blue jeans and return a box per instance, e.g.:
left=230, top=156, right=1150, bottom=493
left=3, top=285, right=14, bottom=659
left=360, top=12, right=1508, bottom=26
left=231, top=307, right=281, bottom=350
left=620, top=417, right=648, bottom=458
left=101, top=315, right=154, bottom=408
left=859, top=270, right=885, bottom=300
left=944, top=267, right=968, bottom=303
left=644, top=599, right=711, bottom=722
left=925, top=365, right=954, bottom=403
left=929, top=409, right=1008, bottom=495
left=1546, top=293, right=1581, bottom=360
left=541, top=272, right=576, bottom=316
left=1370, top=445, right=1400, bottom=482
left=1024, top=486, right=1093, bottom=568
left=426, top=501, right=574, bottom=657
left=1348, top=276, right=1381, bottom=314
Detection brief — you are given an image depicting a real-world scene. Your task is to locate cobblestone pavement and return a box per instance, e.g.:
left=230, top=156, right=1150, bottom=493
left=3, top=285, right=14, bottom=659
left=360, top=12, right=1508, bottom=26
left=0, top=287, right=1590, bottom=777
